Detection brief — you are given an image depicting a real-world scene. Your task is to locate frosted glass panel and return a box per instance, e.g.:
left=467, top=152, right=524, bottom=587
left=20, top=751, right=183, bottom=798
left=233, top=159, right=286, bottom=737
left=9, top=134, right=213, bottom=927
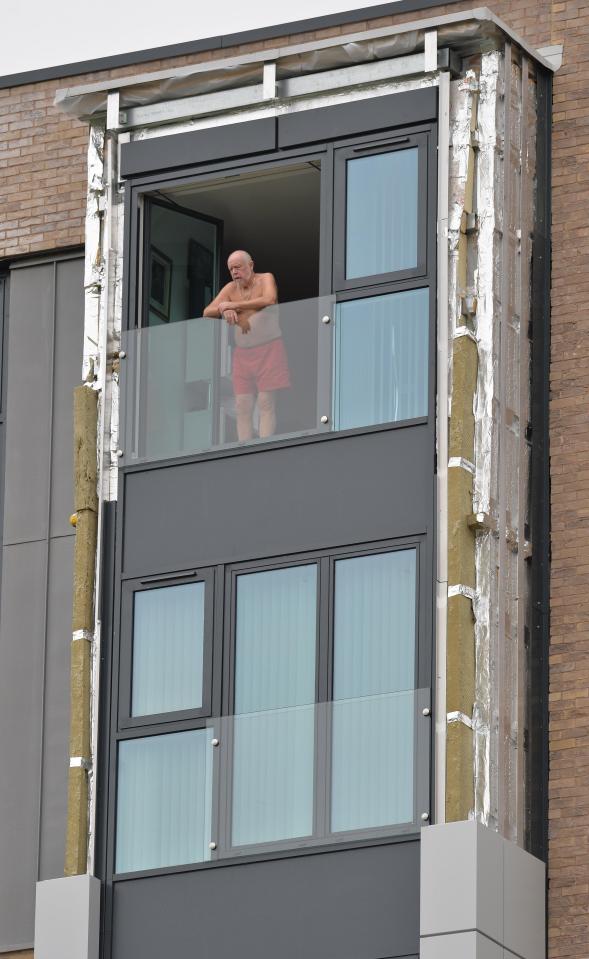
left=334, top=288, right=429, bottom=430
left=132, top=582, right=205, bottom=717
left=232, top=565, right=317, bottom=845
left=231, top=704, right=315, bottom=846
left=116, top=729, right=212, bottom=873
left=331, top=550, right=417, bottom=832
left=346, top=148, right=418, bottom=279
left=331, top=691, right=414, bottom=831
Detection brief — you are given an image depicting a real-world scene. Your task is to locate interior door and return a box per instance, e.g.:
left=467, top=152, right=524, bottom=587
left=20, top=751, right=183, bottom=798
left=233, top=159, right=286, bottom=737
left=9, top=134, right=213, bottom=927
left=142, top=198, right=223, bottom=458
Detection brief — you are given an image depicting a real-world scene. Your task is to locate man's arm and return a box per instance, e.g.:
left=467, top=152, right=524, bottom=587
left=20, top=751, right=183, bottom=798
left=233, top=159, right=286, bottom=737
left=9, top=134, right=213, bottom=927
left=226, top=273, right=278, bottom=313
left=203, top=281, right=234, bottom=318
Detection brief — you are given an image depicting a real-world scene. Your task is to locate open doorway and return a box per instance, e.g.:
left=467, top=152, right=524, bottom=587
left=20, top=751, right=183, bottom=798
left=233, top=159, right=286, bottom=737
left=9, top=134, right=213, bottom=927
left=156, top=160, right=321, bottom=305
left=139, top=161, right=323, bottom=455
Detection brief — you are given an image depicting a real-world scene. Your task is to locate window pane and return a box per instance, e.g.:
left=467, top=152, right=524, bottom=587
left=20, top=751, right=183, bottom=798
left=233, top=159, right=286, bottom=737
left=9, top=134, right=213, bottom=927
left=131, top=582, right=205, bottom=717
left=346, top=148, right=418, bottom=279
left=232, top=565, right=317, bottom=846
left=331, top=550, right=417, bottom=832
left=116, top=729, right=212, bottom=873
left=334, top=288, right=429, bottom=430
left=234, top=565, right=317, bottom=713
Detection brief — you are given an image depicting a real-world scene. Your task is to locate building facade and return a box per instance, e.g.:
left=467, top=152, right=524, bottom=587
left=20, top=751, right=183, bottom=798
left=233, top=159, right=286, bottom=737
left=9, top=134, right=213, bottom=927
left=0, top=1, right=584, bottom=957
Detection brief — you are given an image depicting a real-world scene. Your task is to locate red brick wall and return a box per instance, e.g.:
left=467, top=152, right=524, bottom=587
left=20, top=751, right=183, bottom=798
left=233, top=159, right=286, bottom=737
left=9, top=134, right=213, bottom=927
left=1, top=3, right=587, bottom=957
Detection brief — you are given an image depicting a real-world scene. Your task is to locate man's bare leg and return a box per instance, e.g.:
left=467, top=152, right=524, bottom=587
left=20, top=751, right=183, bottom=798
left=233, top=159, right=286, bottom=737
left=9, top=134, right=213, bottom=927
left=236, top=393, right=255, bottom=441
left=257, top=390, right=276, bottom=438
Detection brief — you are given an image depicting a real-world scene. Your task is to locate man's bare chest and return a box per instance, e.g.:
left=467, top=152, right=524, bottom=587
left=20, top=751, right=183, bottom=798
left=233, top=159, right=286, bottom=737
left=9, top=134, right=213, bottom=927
left=228, top=278, right=263, bottom=302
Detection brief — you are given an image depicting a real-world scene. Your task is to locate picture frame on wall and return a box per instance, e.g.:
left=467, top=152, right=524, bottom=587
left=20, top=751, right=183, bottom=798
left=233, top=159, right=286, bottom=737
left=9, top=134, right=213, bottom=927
left=149, top=245, right=173, bottom=322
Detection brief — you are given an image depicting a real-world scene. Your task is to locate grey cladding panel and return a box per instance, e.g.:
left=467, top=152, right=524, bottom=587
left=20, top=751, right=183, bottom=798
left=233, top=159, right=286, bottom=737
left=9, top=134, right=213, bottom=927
left=0, top=256, right=83, bottom=943
left=50, top=258, right=84, bottom=538
left=38, top=536, right=74, bottom=881
left=112, top=841, right=420, bottom=959
left=122, top=428, right=432, bottom=576
left=0, top=541, right=48, bottom=948
left=121, top=118, right=277, bottom=177
left=4, top=263, right=54, bottom=545
left=278, top=87, right=437, bottom=147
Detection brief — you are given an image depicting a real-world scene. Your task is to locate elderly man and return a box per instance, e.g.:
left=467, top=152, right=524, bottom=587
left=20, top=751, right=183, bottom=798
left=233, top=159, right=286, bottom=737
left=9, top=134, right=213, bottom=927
left=204, top=250, right=290, bottom=441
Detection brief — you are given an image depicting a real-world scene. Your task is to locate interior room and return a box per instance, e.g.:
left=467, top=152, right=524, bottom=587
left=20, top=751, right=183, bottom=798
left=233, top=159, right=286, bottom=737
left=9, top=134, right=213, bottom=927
left=154, top=160, right=321, bottom=306
left=141, top=161, right=323, bottom=453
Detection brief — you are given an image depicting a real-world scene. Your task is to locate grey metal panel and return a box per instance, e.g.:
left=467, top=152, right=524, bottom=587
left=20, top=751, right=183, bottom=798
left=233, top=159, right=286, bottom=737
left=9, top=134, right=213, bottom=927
left=0, top=255, right=83, bottom=943
left=420, top=931, right=502, bottom=959
left=35, top=875, right=101, bottom=959
left=3, top=263, right=54, bottom=545
left=0, top=541, right=47, bottom=949
left=120, top=118, right=277, bottom=178
left=503, top=839, right=545, bottom=959
left=38, top=535, right=74, bottom=881
left=111, top=841, right=420, bottom=959
left=278, top=88, right=438, bottom=148
left=122, top=427, right=432, bottom=577
left=50, top=258, right=84, bottom=538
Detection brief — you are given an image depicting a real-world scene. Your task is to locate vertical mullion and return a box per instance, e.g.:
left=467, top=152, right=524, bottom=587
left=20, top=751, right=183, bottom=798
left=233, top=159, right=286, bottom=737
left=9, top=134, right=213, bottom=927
left=217, top=566, right=236, bottom=855
left=314, top=556, right=331, bottom=841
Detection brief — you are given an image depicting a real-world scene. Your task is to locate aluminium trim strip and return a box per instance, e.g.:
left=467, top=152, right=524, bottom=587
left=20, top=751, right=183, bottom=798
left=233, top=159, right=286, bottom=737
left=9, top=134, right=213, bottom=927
left=447, top=710, right=473, bottom=728
left=448, top=584, right=476, bottom=601
left=448, top=456, right=475, bottom=474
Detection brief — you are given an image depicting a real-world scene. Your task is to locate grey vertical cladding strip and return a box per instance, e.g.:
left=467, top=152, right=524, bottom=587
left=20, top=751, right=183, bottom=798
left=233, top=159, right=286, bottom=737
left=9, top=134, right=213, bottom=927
left=38, top=535, right=75, bottom=881
left=0, top=255, right=84, bottom=948
left=40, top=257, right=84, bottom=880
left=3, top=263, right=54, bottom=545
left=0, top=541, right=47, bottom=949
left=50, top=259, right=85, bottom=538
left=35, top=258, right=57, bottom=888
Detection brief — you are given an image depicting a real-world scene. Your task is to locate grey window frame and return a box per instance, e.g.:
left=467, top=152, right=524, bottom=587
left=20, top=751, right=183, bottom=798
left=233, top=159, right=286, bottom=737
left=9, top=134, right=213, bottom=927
left=118, top=567, right=216, bottom=730
left=332, top=131, right=429, bottom=292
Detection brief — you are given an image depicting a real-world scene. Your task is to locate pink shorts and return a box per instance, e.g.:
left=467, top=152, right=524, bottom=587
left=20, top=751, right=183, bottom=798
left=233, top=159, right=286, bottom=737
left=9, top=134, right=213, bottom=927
left=232, top=338, right=291, bottom=395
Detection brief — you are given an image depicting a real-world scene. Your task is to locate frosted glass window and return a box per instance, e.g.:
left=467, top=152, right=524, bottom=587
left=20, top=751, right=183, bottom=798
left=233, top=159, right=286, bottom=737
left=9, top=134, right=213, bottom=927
left=346, top=148, right=418, bottom=279
left=334, top=288, right=429, bottom=430
left=132, top=582, right=205, bottom=717
left=232, top=565, right=317, bottom=846
left=234, top=565, right=317, bottom=713
left=116, top=729, right=212, bottom=873
left=331, top=550, right=417, bottom=832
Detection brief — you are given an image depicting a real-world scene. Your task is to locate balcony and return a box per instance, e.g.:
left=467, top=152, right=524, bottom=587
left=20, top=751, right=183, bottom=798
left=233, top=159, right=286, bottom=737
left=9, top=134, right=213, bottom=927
left=120, top=292, right=429, bottom=465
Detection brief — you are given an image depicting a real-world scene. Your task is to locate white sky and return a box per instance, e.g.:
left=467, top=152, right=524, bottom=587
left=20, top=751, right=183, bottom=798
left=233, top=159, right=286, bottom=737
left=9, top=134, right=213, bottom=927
left=2, top=0, right=401, bottom=78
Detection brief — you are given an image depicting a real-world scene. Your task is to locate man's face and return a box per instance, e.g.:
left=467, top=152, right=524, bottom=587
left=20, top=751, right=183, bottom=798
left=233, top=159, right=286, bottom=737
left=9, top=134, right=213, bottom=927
left=228, top=253, right=253, bottom=283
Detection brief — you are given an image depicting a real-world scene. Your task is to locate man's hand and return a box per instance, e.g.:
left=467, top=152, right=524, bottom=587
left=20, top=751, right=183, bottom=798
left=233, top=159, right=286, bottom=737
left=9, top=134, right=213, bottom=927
left=222, top=308, right=249, bottom=332
left=218, top=300, right=233, bottom=314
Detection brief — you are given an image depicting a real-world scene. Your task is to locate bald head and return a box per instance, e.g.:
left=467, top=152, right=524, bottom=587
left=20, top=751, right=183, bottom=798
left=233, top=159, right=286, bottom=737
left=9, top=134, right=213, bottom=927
left=227, top=250, right=254, bottom=284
